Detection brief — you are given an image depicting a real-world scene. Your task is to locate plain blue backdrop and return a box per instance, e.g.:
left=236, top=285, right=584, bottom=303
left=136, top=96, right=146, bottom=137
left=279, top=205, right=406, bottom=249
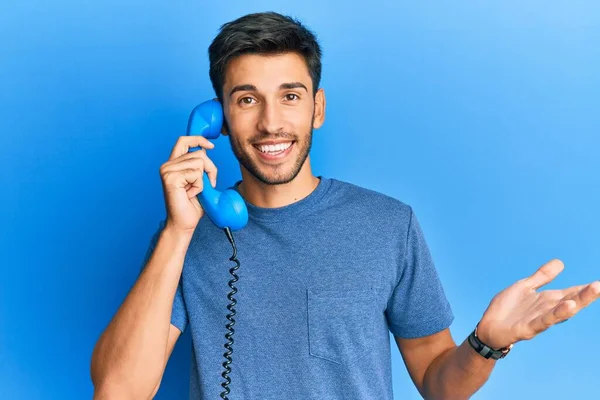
left=1, top=1, right=599, bottom=399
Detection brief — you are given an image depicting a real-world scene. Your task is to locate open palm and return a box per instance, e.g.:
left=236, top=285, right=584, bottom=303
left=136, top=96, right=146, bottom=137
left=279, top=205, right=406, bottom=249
left=477, top=259, right=600, bottom=350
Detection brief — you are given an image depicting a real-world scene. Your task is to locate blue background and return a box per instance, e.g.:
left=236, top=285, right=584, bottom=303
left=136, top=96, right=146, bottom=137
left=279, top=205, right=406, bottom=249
left=1, top=1, right=598, bottom=399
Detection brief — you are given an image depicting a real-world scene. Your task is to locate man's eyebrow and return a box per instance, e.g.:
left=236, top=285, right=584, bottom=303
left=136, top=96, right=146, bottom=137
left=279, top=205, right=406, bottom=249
left=229, top=82, right=308, bottom=98
left=229, top=84, right=257, bottom=98
left=280, top=82, right=308, bottom=92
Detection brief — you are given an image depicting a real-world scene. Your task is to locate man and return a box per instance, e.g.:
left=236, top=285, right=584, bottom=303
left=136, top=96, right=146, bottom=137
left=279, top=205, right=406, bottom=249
left=90, top=11, right=600, bottom=400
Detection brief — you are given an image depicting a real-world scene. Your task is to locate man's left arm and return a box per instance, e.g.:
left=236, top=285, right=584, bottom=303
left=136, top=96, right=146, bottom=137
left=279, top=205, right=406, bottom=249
left=397, top=327, right=500, bottom=400
left=396, top=259, right=600, bottom=400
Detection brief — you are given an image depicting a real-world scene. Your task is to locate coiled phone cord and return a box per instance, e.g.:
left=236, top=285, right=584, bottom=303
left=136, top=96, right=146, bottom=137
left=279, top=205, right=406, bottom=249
left=220, top=227, right=239, bottom=400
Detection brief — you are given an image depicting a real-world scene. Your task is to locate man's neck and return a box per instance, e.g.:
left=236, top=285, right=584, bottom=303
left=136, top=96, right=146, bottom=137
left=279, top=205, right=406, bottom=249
left=237, top=162, right=320, bottom=208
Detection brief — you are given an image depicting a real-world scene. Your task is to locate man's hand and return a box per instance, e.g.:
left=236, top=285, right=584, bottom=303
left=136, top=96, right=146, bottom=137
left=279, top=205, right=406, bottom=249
left=476, top=259, right=600, bottom=349
left=159, top=135, right=218, bottom=235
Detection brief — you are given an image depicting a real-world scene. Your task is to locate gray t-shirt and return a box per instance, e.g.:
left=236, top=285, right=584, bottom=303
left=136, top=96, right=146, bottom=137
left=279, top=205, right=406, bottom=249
left=141, top=176, right=454, bottom=399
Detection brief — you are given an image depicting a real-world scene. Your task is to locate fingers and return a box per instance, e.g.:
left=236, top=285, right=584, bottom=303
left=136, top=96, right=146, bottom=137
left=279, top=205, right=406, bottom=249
left=531, top=281, right=600, bottom=334
left=161, top=149, right=218, bottom=188
left=199, top=152, right=218, bottom=189
left=557, top=284, right=588, bottom=300
left=160, top=159, right=213, bottom=199
left=526, top=259, right=565, bottom=290
left=168, top=135, right=215, bottom=161
left=535, top=300, right=577, bottom=330
left=180, top=168, right=204, bottom=198
left=568, top=281, right=600, bottom=309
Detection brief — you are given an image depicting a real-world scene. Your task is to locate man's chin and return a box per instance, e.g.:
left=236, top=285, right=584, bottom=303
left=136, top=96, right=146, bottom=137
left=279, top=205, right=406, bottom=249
left=246, top=164, right=302, bottom=186
left=252, top=172, right=297, bottom=186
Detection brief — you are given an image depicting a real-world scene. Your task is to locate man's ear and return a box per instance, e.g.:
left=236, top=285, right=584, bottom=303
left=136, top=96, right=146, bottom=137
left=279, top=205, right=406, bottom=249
left=221, top=121, right=229, bottom=136
left=215, top=97, right=229, bottom=136
left=312, top=88, right=326, bottom=129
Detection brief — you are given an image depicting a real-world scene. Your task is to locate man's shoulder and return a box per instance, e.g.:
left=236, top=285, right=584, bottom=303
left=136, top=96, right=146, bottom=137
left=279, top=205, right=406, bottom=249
left=328, top=177, right=413, bottom=219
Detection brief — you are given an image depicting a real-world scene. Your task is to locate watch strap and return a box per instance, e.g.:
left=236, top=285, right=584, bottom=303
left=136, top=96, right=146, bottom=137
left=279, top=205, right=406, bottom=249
left=467, top=326, right=513, bottom=360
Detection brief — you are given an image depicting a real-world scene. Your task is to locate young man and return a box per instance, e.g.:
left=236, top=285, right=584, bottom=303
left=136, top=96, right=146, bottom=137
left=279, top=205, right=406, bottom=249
left=90, top=12, right=600, bottom=400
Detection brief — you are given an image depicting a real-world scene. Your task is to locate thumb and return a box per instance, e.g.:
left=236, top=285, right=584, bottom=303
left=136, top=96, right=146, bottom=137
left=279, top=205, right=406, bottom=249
left=526, top=259, right=564, bottom=290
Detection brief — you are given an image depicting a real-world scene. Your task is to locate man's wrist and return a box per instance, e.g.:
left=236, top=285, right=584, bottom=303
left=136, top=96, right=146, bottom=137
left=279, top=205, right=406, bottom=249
left=160, top=224, right=195, bottom=253
left=476, top=320, right=516, bottom=350
left=474, top=322, right=503, bottom=350
left=162, top=223, right=195, bottom=242
left=468, top=322, right=514, bottom=360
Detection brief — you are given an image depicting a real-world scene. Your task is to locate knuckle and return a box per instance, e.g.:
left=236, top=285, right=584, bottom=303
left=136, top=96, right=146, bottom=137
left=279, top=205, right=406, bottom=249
left=162, top=171, right=174, bottom=182
left=524, top=331, right=536, bottom=340
left=186, top=168, right=199, bottom=178
left=173, top=136, right=184, bottom=148
left=190, top=162, right=204, bottom=175
left=185, top=157, right=200, bottom=167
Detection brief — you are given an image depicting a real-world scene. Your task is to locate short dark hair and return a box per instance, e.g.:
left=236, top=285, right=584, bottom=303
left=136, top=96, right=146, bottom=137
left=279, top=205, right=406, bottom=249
left=208, top=12, right=322, bottom=103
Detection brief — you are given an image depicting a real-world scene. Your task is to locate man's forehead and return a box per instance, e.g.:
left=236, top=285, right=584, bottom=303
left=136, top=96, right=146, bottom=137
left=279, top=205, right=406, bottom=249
left=224, top=52, right=312, bottom=90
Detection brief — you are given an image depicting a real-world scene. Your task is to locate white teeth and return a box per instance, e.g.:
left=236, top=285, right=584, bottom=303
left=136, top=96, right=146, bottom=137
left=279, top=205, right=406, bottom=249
left=257, top=142, right=292, bottom=154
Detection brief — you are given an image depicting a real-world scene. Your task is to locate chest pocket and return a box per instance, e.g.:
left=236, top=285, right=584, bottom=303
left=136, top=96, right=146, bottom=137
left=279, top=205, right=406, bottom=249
left=306, top=287, right=378, bottom=366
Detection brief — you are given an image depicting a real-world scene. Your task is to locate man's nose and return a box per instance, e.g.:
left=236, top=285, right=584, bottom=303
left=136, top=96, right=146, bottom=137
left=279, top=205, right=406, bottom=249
left=256, top=101, right=284, bottom=134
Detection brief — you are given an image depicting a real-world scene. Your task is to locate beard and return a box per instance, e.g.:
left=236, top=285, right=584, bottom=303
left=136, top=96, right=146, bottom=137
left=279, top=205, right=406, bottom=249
left=227, top=123, right=314, bottom=186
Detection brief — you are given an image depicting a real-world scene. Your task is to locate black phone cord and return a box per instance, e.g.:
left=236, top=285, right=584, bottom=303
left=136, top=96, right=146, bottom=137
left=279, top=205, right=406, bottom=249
left=220, top=227, right=239, bottom=400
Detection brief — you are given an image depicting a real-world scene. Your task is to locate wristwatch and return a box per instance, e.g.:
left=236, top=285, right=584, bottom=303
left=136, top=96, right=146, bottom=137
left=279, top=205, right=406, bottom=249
left=467, top=324, right=513, bottom=360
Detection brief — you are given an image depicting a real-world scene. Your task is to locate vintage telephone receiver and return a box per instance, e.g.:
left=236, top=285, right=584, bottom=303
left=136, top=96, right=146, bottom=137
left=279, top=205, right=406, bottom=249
left=186, top=99, right=247, bottom=399
left=186, top=99, right=248, bottom=231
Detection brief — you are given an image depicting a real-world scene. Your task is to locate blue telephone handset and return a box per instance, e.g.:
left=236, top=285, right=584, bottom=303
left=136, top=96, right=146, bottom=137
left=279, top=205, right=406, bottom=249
left=186, top=99, right=248, bottom=231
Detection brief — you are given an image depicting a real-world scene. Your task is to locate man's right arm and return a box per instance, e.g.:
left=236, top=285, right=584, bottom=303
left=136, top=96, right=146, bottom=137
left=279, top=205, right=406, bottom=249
left=90, top=227, right=192, bottom=399
left=90, top=134, right=219, bottom=398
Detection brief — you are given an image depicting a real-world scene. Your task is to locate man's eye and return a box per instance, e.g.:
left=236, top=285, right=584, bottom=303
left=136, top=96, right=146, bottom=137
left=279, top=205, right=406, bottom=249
left=239, top=97, right=256, bottom=105
left=285, top=94, right=299, bottom=101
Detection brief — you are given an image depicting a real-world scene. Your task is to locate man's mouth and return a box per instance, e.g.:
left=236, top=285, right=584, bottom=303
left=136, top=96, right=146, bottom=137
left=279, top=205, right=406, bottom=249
left=252, top=141, right=295, bottom=160
left=253, top=141, right=294, bottom=156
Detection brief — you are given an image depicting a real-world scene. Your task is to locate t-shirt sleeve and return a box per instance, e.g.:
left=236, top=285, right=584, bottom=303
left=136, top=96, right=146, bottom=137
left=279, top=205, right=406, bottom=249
left=385, top=207, right=454, bottom=338
left=140, top=220, right=189, bottom=333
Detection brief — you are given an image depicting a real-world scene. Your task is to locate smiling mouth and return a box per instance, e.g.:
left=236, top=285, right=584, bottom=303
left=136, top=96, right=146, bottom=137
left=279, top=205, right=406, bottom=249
left=252, top=141, right=295, bottom=156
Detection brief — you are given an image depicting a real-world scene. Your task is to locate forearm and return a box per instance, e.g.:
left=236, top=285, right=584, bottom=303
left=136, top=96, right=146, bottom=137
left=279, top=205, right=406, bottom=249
left=90, top=227, right=191, bottom=397
left=423, top=335, right=496, bottom=400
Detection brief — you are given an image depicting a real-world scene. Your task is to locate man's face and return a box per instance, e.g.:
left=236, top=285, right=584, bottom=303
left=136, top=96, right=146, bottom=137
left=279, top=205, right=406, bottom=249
left=221, top=52, right=325, bottom=185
